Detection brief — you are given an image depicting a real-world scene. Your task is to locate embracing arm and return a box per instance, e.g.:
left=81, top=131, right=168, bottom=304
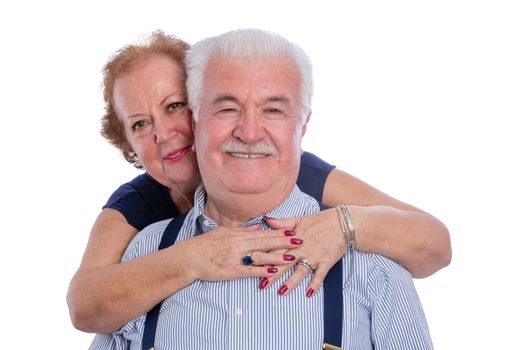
left=67, top=209, right=194, bottom=333
left=67, top=208, right=302, bottom=333
left=268, top=168, right=451, bottom=296
left=322, top=169, right=451, bottom=278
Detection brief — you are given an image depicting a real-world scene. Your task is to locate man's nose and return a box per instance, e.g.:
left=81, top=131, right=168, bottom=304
left=232, top=111, right=266, bottom=144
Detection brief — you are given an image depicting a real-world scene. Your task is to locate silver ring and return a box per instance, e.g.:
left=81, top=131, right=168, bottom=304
left=297, top=259, right=314, bottom=274
left=241, top=252, right=254, bottom=266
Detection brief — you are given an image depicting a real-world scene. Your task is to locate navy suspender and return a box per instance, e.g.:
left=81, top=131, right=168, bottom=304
left=319, top=204, right=344, bottom=350
left=323, top=259, right=344, bottom=349
left=141, top=209, right=343, bottom=350
left=142, top=213, right=188, bottom=350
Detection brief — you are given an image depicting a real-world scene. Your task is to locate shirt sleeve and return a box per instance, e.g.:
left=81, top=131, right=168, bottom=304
left=368, top=255, right=434, bottom=350
left=297, top=151, right=336, bottom=203
left=88, top=333, right=128, bottom=350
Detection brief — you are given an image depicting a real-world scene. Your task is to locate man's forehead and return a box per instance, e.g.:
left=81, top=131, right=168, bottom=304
left=202, top=55, right=301, bottom=103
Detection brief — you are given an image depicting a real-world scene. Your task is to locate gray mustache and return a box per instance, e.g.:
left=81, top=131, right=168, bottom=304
left=219, top=139, right=279, bottom=155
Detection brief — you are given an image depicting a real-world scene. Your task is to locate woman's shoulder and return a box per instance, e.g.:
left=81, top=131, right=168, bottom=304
left=297, top=151, right=336, bottom=202
left=104, top=173, right=164, bottom=206
left=104, top=173, right=178, bottom=230
left=300, top=151, right=336, bottom=172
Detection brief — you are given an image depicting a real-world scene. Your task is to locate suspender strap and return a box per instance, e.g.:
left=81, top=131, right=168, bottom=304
left=319, top=203, right=344, bottom=349
left=323, top=258, right=344, bottom=349
left=142, top=213, right=188, bottom=350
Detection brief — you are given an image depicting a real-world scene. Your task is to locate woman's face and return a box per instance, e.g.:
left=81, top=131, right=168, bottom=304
left=112, top=54, right=200, bottom=191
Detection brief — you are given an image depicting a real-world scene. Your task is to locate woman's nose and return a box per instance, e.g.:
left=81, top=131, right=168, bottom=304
left=154, top=117, right=177, bottom=144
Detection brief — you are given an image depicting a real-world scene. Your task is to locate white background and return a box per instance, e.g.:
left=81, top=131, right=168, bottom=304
left=1, top=0, right=523, bottom=348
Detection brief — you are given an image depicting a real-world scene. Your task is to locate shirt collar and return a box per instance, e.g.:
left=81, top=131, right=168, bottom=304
left=189, top=183, right=313, bottom=235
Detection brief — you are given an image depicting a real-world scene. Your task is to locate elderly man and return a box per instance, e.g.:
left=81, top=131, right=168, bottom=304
left=90, top=29, right=433, bottom=350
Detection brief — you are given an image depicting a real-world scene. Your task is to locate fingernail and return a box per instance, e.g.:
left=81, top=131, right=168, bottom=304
left=283, top=254, right=295, bottom=261
left=278, top=285, right=288, bottom=295
left=290, top=238, right=303, bottom=245
left=284, top=229, right=296, bottom=236
left=306, top=288, right=315, bottom=297
left=267, top=267, right=278, bottom=273
left=259, top=278, right=269, bottom=289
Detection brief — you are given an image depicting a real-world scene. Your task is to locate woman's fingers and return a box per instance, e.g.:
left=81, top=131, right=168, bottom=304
left=263, top=260, right=333, bottom=297
left=260, top=208, right=348, bottom=295
left=266, top=217, right=300, bottom=230
left=249, top=250, right=298, bottom=266
left=188, top=226, right=304, bottom=281
left=304, top=264, right=330, bottom=297
left=243, top=230, right=304, bottom=252
left=274, top=260, right=314, bottom=296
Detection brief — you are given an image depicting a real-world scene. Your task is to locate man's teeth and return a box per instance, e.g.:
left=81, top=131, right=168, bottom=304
left=230, top=152, right=266, bottom=158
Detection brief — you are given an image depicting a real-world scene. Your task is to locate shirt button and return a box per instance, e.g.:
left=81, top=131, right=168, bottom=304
left=203, top=219, right=211, bottom=227
left=235, top=308, right=242, bottom=316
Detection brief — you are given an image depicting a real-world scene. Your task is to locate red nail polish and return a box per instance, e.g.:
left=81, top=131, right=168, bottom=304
left=278, top=285, right=288, bottom=295
left=283, top=254, right=295, bottom=261
left=284, top=229, right=296, bottom=236
left=306, top=288, right=315, bottom=297
left=290, top=238, right=303, bottom=245
left=259, top=278, right=269, bottom=289
left=267, top=267, right=278, bottom=273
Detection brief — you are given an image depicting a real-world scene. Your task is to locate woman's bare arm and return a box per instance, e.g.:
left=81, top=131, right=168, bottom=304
left=67, top=208, right=304, bottom=333
left=67, top=208, right=193, bottom=333
left=267, top=169, right=451, bottom=295
left=323, top=169, right=451, bottom=277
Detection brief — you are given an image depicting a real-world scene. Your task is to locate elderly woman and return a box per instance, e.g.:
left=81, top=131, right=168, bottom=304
left=67, top=31, right=451, bottom=334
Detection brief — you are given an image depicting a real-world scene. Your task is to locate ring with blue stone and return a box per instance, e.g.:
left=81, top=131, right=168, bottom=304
left=241, top=253, right=254, bottom=266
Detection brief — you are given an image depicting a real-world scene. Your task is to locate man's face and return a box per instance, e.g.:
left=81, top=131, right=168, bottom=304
left=194, top=55, right=308, bottom=200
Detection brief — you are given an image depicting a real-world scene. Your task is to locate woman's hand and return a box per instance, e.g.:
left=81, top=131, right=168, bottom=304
left=263, top=208, right=347, bottom=296
left=179, top=224, right=305, bottom=283
left=68, top=210, right=305, bottom=333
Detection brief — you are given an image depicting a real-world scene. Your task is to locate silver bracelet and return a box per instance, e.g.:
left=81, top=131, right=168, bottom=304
left=336, top=204, right=356, bottom=250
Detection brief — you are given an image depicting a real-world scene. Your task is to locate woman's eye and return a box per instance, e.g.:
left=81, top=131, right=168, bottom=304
left=167, top=102, right=186, bottom=111
left=131, top=120, right=149, bottom=132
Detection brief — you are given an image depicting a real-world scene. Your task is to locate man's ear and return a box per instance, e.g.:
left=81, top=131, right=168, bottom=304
left=301, top=112, right=311, bottom=136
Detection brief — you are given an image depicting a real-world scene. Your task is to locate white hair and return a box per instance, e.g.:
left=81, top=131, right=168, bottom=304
left=185, top=28, right=313, bottom=121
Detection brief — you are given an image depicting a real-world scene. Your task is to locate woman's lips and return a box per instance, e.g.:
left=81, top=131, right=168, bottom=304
left=163, top=146, right=191, bottom=163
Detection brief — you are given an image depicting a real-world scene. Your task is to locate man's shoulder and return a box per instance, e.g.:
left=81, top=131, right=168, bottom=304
left=123, top=208, right=198, bottom=261
left=295, top=187, right=321, bottom=212
left=345, top=251, right=414, bottom=299
left=353, top=250, right=410, bottom=276
left=122, top=218, right=174, bottom=261
left=344, top=251, right=411, bottom=284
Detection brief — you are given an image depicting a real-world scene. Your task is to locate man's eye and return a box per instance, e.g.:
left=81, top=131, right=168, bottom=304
left=264, top=107, right=284, bottom=118
left=217, top=108, right=239, bottom=117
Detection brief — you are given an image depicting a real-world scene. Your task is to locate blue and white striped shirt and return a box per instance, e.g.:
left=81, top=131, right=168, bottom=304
left=90, top=185, right=433, bottom=349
